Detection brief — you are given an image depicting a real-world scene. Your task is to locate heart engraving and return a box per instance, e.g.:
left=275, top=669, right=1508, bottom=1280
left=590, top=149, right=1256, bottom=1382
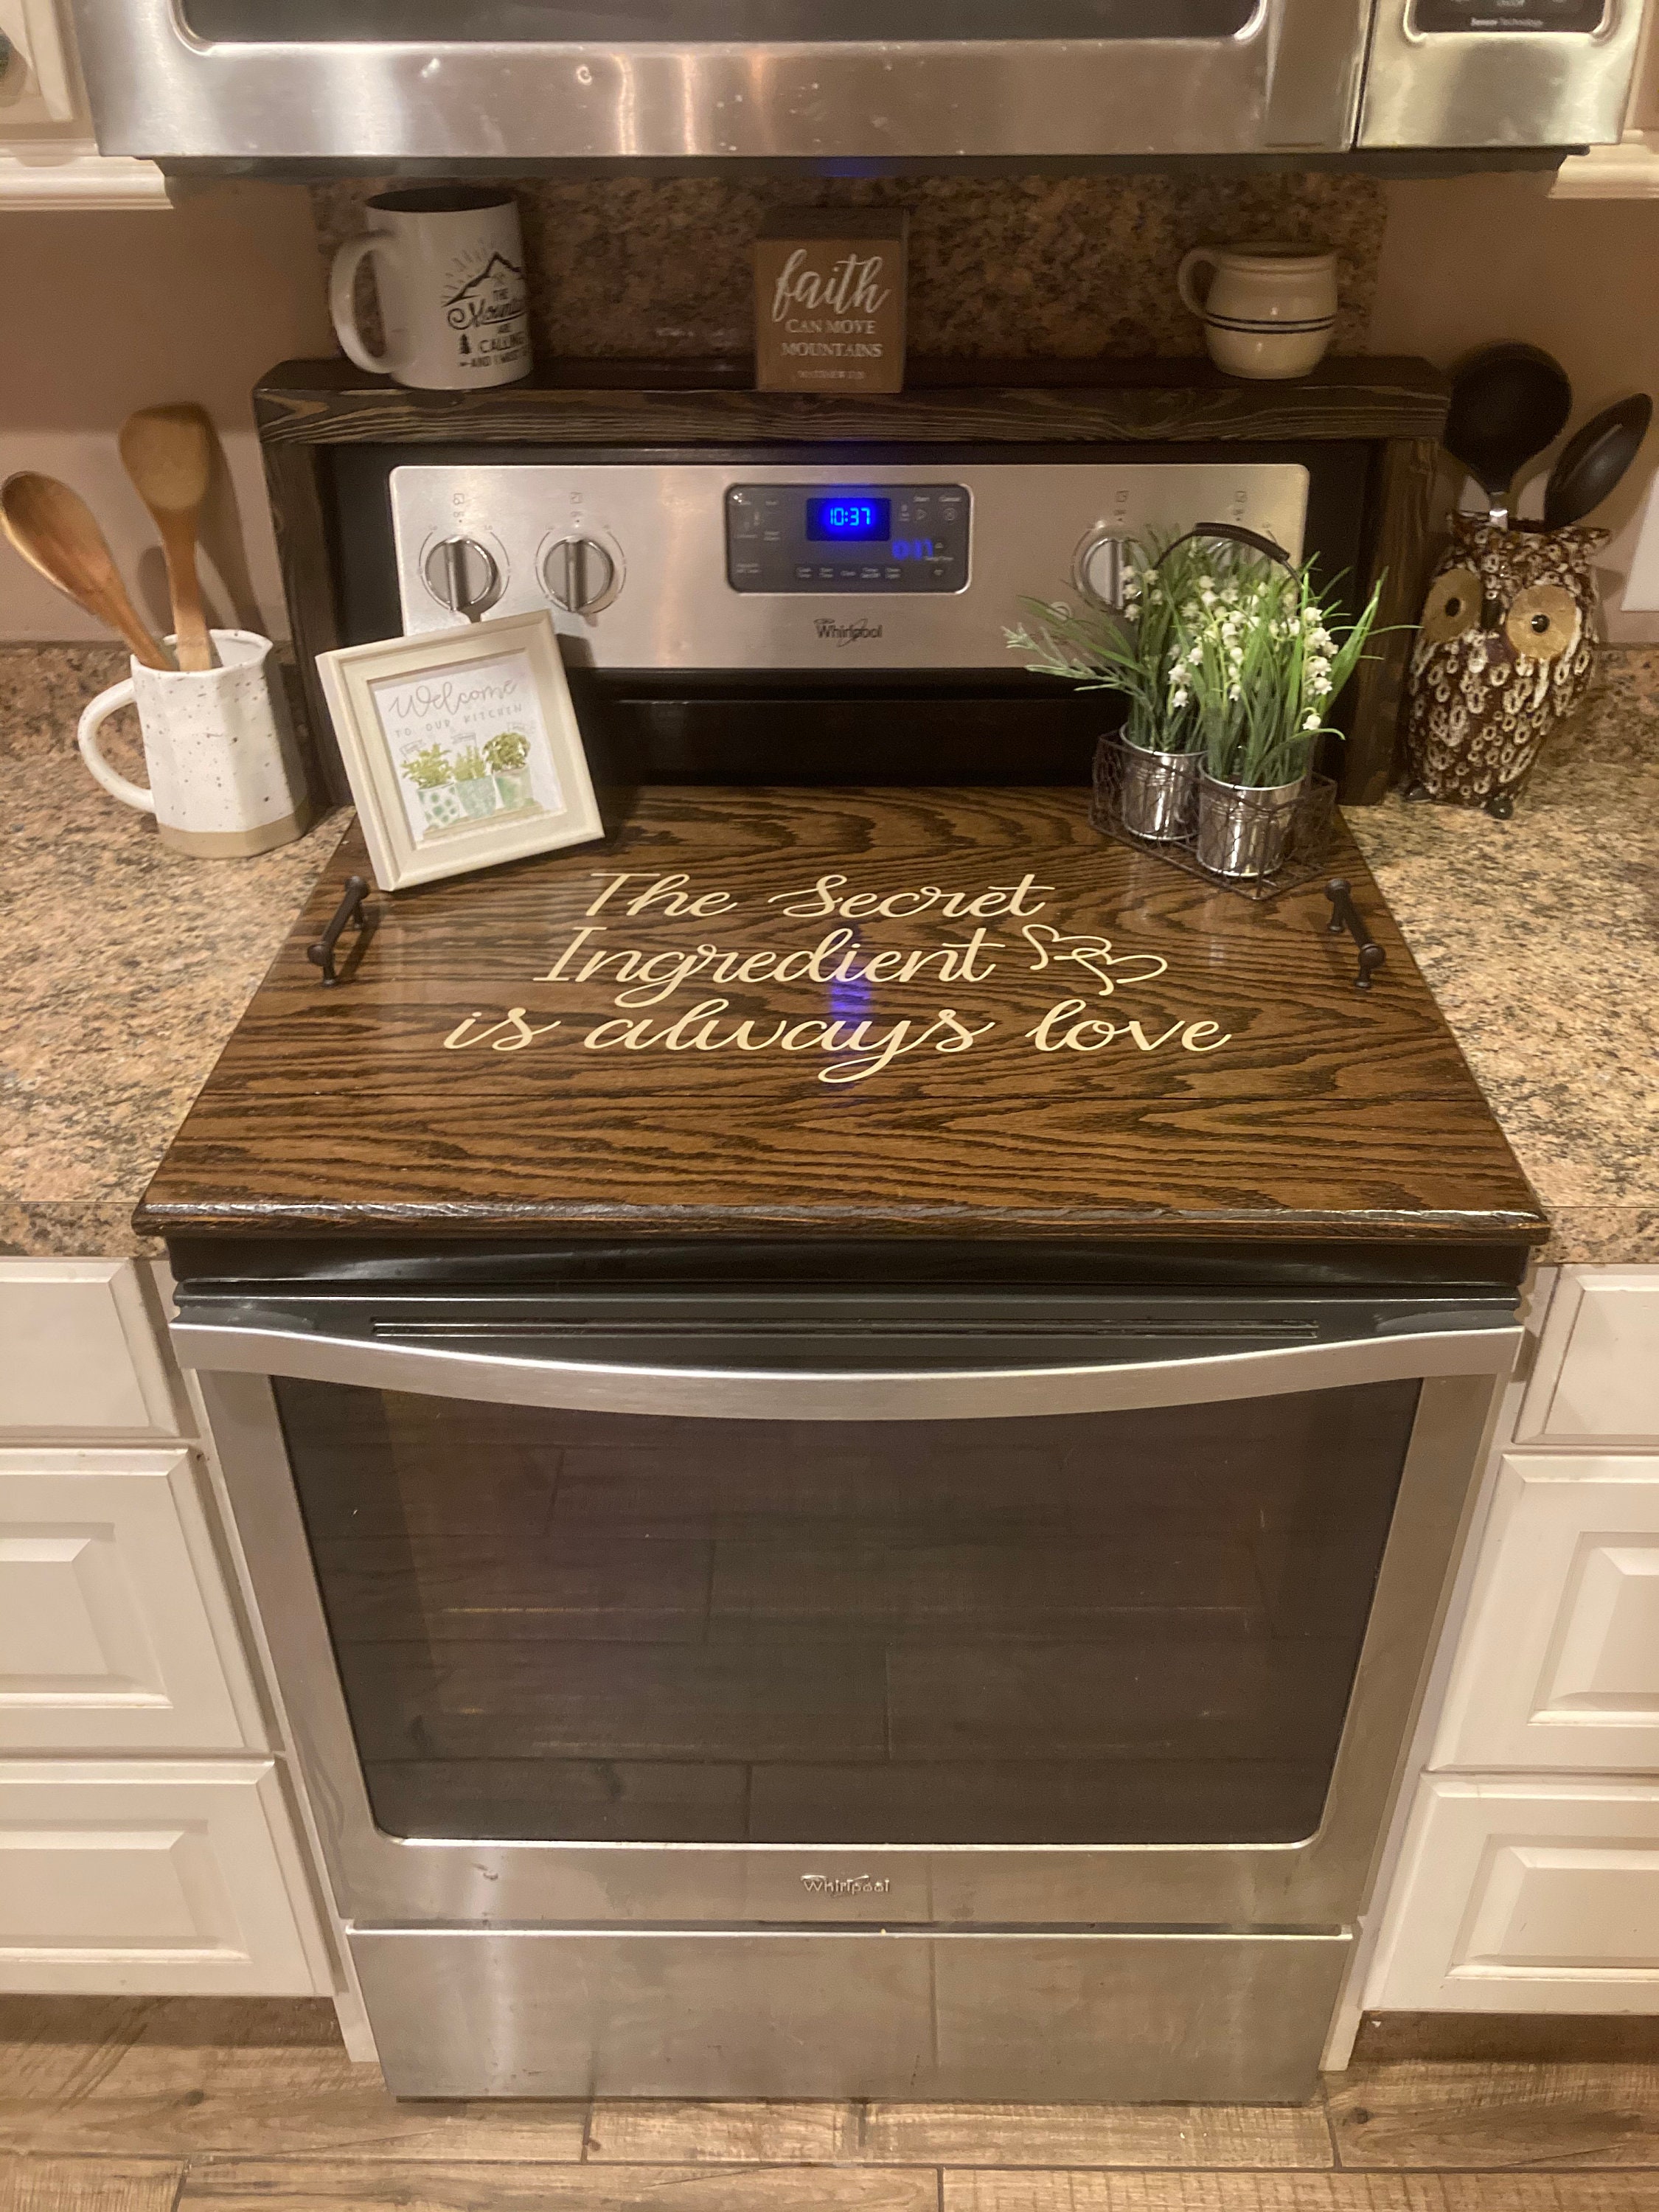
left=1020, top=925, right=1169, bottom=995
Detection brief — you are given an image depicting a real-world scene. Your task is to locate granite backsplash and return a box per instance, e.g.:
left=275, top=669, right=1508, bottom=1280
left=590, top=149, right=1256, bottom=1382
left=310, top=172, right=1388, bottom=361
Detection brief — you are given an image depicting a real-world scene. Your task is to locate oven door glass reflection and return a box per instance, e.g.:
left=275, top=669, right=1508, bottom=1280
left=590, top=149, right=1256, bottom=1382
left=274, top=1379, right=1419, bottom=1847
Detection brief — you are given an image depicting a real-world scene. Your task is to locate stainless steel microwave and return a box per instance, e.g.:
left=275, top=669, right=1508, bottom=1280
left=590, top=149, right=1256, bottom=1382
left=68, top=0, right=1643, bottom=165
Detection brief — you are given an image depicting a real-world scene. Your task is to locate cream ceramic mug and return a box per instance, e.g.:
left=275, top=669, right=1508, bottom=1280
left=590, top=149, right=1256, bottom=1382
left=330, top=186, right=532, bottom=390
left=1178, top=243, right=1338, bottom=380
left=77, top=630, right=312, bottom=858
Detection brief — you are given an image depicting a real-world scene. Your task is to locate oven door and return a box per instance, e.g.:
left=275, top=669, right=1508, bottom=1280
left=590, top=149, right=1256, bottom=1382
left=69, top=0, right=1371, bottom=162
left=179, top=1287, right=1517, bottom=1937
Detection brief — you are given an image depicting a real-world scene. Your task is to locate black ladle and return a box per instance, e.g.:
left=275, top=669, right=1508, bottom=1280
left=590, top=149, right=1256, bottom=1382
left=1444, top=342, right=1573, bottom=528
left=1543, top=393, right=1653, bottom=528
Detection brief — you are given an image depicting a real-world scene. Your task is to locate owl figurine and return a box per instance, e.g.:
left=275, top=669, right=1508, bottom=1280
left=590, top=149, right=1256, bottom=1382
left=1403, top=518, right=1604, bottom=818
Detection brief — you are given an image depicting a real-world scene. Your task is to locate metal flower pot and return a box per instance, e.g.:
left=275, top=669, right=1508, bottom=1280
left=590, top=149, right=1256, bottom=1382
left=1195, top=771, right=1305, bottom=880
left=1116, top=742, right=1200, bottom=841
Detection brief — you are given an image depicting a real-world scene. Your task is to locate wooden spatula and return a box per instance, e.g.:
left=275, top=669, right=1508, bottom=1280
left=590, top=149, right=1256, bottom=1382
left=119, top=403, right=216, bottom=672
left=1, top=470, right=170, bottom=669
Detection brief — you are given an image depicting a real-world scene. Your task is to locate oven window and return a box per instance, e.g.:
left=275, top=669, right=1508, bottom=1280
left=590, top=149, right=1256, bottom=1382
left=181, top=1, right=1256, bottom=41
left=274, top=1379, right=1419, bottom=1848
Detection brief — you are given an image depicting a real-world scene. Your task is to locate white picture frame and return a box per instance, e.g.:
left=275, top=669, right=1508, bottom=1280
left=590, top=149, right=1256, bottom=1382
left=316, top=610, right=604, bottom=891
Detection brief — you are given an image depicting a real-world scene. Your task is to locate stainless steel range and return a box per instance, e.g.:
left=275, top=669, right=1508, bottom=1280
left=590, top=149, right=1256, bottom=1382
left=139, top=360, right=1545, bottom=2102
left=388, top=457, right=1312, bottom=667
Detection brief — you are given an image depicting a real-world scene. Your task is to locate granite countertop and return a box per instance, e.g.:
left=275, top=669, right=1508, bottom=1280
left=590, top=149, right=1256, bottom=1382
left=3, top=642, right=1653, bottom=1267
left=1, top=646, right=349, bottom=1258
left=1347, top=647, right=1659, bottom=1268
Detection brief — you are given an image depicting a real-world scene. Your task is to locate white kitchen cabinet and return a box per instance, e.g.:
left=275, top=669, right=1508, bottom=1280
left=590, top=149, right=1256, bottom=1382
left=0, top=1260, right=184, bottom=1435
left=1518, top=1270, right=1659, bottom=1447
left=1433, top=1454, right=1659, bottom=1772
left=0, top=0, right=167, bottom=203
left=1366, top=1777, right=1659, bottom=2010
left=1357, top=1262, right=1659, bottom=2028
left=0, top=1448, right=266, bottom=1753
left=0, top=1759, right=324, bottom=1995
left=0, top=1256, right=344, bottom=2014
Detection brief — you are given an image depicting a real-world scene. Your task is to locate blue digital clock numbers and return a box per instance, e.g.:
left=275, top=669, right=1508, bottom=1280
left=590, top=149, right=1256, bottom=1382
left=806, top=495, right=891, bottom=543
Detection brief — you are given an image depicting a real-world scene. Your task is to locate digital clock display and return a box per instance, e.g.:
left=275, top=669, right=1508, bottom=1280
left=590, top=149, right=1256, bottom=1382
left=806, top=496, right=891, bottom=543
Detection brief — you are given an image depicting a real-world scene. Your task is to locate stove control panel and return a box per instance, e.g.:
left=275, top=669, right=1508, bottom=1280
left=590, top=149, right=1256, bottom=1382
left=726, top=483, right=970, bottom=594
left=388, top=459, right=1310, bottom=671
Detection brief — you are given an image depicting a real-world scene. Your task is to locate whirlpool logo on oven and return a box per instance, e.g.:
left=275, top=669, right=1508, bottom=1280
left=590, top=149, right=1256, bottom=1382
left=815, top=619, right=884, bottom=647
left=801, top=1872, right=893, bottom=1896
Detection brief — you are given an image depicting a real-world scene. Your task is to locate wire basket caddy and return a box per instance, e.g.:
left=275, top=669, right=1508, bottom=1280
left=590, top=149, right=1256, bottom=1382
left=1089, top=736, right=1339, bottom=904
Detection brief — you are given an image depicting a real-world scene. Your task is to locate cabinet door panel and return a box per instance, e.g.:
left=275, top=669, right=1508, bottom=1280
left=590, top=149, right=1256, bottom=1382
left=0, top=1761, right=321, bottom=1994
left=0, top=1450, right=263, bottom=1751
left=1368, top=1777, right=1659, bottom=2011
left=1433, top=1454, right=1659, bottom=1771
left=1520, top=1269, right=1659, bottom=1446
left=0, top=1261, right=181, bottom=1436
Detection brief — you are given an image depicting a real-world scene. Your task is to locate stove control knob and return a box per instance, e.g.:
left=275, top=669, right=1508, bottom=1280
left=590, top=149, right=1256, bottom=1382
left=543, top=535, right=619, bottom=616
left=422, top=536, right=503, bottom=621
left=1075, top=530, right=1128, bottom=610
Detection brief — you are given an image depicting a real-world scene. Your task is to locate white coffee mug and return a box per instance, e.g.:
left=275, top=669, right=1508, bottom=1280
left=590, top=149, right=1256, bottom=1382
left=1178, top=243, right=1338, bottom=381
left=77, top=630, right=312, bottom=859
left=329, top=187, right=532, bottom=391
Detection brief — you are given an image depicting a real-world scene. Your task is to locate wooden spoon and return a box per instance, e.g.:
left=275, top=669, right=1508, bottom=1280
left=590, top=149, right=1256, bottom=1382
left=1, top=471, right=170, bottom=669
left=119, top=403, right=215, bottom=672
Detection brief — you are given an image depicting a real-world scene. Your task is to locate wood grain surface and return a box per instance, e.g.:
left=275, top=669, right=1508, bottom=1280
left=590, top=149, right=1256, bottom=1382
left=253, top=355, right=1450, bottom=451
left=9, top=2000, right=1659, bottom=2212
left=136, top=787, right=1543, bottom=1248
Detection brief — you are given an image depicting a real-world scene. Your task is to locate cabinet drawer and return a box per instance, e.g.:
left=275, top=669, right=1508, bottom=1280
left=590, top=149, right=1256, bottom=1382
left=0, top=1261, right=182, bottom=1436
left=0, top=1760, right=324, bottom=1995
left=0, top=1450, right=264, bottom=1752
left=1368, top=1777, right=1659, bottom=2012
left=1433, top=1453, right=1659, bottom=1771
left=1520, top=1269, right=1659, bottom=1445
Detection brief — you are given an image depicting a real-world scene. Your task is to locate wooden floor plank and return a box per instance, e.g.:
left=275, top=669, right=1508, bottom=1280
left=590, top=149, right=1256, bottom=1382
left=585, top=2102, right=862, bottom=2161
left=947, top=2177, right=1659, bottom=2212
left=1328, top=2059, right=1659, bottom=2169
left=0, top=2000, right=585, bottom=2163
left=0, top=2158, right=184, bottom=2212
left=862, top=2104, right=1332, bottom=2170
left=178, top=2162, right=938, bottom=2212
left=1351, top=2018, right=1659, bottom=2065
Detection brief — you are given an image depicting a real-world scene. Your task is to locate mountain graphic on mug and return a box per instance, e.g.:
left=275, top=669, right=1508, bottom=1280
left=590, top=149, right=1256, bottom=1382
left=445, top=250, right=527, bottom=333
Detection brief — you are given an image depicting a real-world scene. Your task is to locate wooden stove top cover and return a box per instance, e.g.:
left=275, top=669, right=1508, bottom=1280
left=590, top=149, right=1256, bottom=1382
left=136, top=787, right=1545, bottom=1248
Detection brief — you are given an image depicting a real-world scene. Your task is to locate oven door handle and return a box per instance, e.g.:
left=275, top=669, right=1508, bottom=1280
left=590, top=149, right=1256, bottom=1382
left=169, top=1318, right=1523, bottom=1423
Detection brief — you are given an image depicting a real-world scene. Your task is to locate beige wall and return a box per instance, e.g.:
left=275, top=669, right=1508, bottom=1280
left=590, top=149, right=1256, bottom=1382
left=3, top=169, right=1659, bottom=644
left=1373, top=170, right=1659, bottom=640
left=0, top=182, right=328, bottom=642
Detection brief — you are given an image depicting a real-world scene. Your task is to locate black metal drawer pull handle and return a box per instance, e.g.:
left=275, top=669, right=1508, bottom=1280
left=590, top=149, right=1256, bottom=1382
left=1325, top=877, right=1385, bottom=992
left=308, top=875, right=372, bottom=987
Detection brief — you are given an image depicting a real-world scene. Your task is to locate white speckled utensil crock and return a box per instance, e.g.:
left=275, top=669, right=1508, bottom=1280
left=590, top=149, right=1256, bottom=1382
left=76, top=629, right=311, bottom=858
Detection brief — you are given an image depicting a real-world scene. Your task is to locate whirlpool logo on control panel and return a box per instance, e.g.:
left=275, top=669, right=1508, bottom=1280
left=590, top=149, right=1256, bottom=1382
left=815, top=619, right=884, bottom=647
left=801, top=1872, right=893, bottom=1896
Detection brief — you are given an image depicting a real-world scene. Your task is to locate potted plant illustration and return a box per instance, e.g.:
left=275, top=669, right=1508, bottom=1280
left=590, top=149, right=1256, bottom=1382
left=405, top=744, right=465, bottom=832
left=452, top=744, right=500, bottom=820
left=1006, top=533, right=1212, bottom=840
left=485, top=728, right=533, bottom=811
left=1178, top=553, right=1380, bottom=880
